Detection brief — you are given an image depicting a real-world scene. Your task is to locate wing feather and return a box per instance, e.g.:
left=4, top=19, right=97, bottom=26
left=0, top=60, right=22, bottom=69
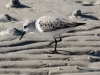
left=36, top=16, right=86, bottom=32
left=38, top=16, right=68, bottom=32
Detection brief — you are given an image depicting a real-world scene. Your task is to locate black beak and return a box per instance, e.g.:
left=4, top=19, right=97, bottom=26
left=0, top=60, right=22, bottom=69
left=19, top=31, right=26, bottom=40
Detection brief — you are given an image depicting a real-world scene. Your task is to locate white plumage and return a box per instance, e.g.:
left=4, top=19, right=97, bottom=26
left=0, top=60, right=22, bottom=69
left=19, top=16, right=86, bottom=53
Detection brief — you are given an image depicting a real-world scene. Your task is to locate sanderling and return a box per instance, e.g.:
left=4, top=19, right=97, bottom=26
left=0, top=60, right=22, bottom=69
left=19, top=16, right=86, bottom=54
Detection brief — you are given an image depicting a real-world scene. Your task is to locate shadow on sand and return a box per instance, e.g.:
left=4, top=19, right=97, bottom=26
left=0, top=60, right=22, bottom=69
left=12, top=3, right=31, bottom=8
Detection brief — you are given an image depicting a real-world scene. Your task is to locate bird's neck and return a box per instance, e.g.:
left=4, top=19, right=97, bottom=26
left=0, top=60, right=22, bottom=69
left=31, top=24, right=40, bottom=33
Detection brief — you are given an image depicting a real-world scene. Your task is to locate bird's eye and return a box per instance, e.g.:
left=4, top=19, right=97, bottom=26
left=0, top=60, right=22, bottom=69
left=24, top=26, right=27, bottom=29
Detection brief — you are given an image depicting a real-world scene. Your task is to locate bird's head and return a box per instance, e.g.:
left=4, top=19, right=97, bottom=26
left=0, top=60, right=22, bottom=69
left=19, top=20, right=36, bottom=40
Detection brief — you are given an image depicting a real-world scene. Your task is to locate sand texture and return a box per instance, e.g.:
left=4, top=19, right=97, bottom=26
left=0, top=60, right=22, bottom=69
left=0, top=0, right=100, bottom=75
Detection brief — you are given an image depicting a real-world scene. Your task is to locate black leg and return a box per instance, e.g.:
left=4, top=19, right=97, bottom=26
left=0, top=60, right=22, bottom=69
left=47, top=41, right=55, bottom=47
left=47, top=35, right=62, bottom=47
left=52, top=38, right=57, bottom=54
left=47, top=35, right=62, bottom=54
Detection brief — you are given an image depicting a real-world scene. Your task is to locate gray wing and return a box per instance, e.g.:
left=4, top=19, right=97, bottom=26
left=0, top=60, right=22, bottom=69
left=39, top=17, right=68, bottom=32
left=38, top=16, right=86, bottom=32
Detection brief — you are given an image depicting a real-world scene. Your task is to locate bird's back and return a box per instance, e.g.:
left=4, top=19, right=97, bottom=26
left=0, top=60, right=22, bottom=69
left=35, top=16, right=68, bottom=32
left=35, top=16, right=86, bottom=34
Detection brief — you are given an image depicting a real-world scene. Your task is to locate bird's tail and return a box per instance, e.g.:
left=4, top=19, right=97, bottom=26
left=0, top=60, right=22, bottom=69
left=68, top=22, right=86, bottom=27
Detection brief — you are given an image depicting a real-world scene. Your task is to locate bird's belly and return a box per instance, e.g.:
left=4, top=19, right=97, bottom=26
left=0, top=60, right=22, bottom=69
left=41, top=28, right=73, bottom=38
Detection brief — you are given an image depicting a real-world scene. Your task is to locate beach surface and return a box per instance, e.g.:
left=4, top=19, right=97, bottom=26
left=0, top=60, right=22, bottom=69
left=0, top=0, right=100, bottom=75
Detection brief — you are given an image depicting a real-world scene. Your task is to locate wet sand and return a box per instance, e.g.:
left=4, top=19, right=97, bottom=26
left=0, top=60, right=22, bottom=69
left=0, top=0, right=100, bottom=75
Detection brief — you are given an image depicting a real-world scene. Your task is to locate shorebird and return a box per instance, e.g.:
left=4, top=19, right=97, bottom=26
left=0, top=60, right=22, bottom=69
left=19, top=16, right=86, bottom=54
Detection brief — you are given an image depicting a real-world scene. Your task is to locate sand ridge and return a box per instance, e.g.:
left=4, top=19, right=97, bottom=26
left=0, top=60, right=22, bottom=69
left=0, top=0, right=100, bottom=75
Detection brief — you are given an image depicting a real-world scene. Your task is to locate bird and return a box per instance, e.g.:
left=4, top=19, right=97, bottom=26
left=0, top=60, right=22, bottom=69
left=19, top=16, right=86, bottom=54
